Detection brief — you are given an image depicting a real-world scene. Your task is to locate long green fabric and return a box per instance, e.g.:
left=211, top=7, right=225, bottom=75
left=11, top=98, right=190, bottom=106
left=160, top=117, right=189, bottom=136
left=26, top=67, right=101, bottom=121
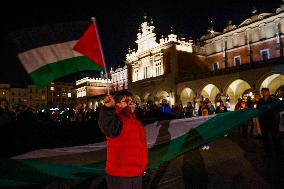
left=0, top=108, right=269, bottom=187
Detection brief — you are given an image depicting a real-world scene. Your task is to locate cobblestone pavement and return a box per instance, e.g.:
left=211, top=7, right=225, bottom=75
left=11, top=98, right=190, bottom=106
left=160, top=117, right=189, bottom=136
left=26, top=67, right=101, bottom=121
left=143, top=132, right=284, bottom=189
left=10, top=131, right=284, bottom=189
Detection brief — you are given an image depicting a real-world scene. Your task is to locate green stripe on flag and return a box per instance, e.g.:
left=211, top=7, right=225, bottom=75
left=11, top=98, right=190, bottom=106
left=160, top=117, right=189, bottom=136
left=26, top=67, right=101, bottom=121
left=195, top=108, right=263, bottom=141
left=147, top=129, right=203, bottom=169
left=146, top=108, right=266, bottom=169
left=0, top=107, right=273, bottom=187
left=0, top=179, right=32, bottom=187
left=0, top=159, right=103, bottom=187
left=30, top=56, right=103, bottom=89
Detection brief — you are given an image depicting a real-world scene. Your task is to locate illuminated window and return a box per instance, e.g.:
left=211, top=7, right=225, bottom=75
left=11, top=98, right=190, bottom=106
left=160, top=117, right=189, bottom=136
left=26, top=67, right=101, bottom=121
left=213, top=62, right=219, bottom=71
left=234, top=56, right=241, bottom=66
left=133, top=69, right=139, bottom=82
left=143, top=66, right=150, bottom=79
left=77, top=91, right=81, bottom=98
left=155, top=62, right=162, bottom=76
left=260, top=49, right=269, bottom=61
left=82, top=90, right=86, bottom=97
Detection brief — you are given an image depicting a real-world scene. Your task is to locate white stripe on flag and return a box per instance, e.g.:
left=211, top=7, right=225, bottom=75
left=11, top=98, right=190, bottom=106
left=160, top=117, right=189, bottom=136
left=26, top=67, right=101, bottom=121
left=18, top=40, right=81, bottom=73
left=12, top=116, right=215, bottom=160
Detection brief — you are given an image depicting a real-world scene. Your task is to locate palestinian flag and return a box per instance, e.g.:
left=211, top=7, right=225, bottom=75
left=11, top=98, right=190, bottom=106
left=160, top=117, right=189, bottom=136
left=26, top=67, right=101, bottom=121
left=10, top=21, right=103, bottom=89
left=0, top=108, right=269, bottom=187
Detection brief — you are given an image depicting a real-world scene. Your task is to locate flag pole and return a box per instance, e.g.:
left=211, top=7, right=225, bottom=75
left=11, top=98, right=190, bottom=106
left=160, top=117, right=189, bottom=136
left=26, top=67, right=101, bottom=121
left=91, top=17, right=110, bottom=95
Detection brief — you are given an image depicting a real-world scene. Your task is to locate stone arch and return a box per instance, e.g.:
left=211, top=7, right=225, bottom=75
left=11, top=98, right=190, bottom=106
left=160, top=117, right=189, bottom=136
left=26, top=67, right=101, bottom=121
left=156, top=90, right=170, bottom=103
left=180, top=87, right=195, bottom=106
left=275, top=85, right=284, bottom=100
left=143, top=92, right=154, bottom=103
left=225, top=79, right=252, bottom=109
left=200, top=84, right=221, bottom=105
left=196, top=81, right=221, bottom=97
left=255, top=72, right=283, bottom=91
left=223, top=76, right=242, bottom=94
left=258, top=73, right=284, bottom=95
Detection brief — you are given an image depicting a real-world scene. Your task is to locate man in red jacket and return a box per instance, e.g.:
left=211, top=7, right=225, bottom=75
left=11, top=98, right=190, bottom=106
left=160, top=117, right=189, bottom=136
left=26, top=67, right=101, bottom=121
left=98, top=91, right=148, bottom=189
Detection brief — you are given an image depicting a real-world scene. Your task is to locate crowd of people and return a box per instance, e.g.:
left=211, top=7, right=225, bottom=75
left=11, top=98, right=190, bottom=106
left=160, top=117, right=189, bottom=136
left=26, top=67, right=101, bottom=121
left=0, top=88, right=283, bottom=159
left=133, top=97, right=227, bottom=120
left=0, top=92, right=277, bottom=128
left=0, top=100, right=101, bottom=127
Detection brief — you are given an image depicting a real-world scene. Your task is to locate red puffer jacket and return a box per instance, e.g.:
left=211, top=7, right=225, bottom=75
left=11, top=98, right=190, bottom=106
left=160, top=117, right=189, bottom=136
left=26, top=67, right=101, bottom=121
left=105, top=106, right=148, bottom=177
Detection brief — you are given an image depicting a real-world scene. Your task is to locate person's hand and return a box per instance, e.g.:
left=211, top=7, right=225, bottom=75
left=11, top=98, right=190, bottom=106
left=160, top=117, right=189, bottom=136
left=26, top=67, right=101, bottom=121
left=103, top=95, right=115, bottom=107
left=128, top=101, right=136, bottom=113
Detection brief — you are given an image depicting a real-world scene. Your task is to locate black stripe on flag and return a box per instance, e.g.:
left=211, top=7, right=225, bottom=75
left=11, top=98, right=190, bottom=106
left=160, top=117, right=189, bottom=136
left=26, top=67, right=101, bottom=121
left=8, top=21, right=89, bottom=53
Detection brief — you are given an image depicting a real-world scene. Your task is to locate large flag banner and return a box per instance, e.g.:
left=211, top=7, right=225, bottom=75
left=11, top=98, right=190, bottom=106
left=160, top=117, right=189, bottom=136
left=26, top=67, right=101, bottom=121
left=10, top=21, right=103, bottom=89
left=0, top=107, right=270, bottom=187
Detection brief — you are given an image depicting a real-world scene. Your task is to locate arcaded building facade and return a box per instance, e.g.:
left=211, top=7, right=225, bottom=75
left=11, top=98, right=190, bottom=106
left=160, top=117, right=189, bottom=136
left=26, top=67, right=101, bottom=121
left=126, top=5, right=284, bottom=110
left=125, top=17, right=206, bottom=106
left=177, top=4, right=284, bottom=109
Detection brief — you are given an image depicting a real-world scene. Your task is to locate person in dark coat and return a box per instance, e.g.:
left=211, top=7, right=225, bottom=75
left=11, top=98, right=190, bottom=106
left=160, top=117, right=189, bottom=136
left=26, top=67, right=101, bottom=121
left=215, top=100, right=228, bottom=114
left=258, top=88, right=284, bottom=158
left=160, top=99, right=174, bottom=115
left=185, top=102, right=194, bottom=118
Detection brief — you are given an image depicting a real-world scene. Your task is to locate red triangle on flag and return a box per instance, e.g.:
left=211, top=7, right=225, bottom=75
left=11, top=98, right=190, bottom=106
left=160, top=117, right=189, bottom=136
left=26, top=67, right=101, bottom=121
left=73, top=21, right=105, bottom=68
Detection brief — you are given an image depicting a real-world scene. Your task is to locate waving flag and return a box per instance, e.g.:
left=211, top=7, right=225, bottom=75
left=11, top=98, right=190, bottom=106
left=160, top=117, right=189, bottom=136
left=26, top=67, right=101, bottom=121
left=10, top=21, right=103, bottom=89
left=0, top=107, right=270, bottom=187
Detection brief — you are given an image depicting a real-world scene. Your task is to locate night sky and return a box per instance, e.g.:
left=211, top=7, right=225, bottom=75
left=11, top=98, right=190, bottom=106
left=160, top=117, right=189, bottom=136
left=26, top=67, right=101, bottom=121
left=0, top=0, right=282, bottom=87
